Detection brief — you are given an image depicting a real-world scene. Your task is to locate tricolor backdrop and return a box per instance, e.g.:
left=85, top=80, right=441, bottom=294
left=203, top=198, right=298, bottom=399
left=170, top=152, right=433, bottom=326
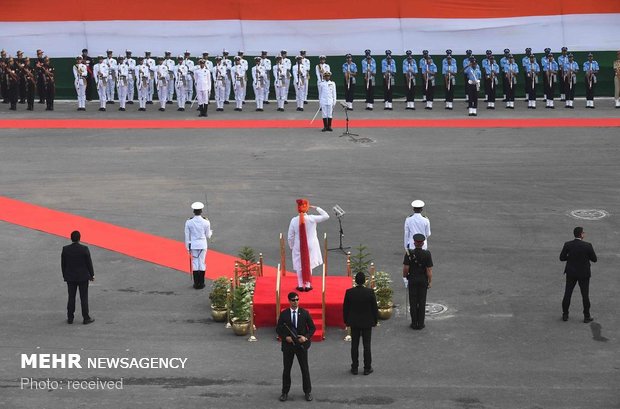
left=2, top=0, right=619, bottom=57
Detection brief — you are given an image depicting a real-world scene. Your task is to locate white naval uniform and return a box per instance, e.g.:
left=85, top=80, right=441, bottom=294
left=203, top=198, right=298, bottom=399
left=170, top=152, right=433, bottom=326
left=73, top=63, right=88, bottom=109
left=136, top=64, right=150, bottom=109
left=212, top=63, right=227, bottom=109
left=116, top=63, right=129, bottom=108
left=404, top=213, right=431, bottom=250
left=164, top=58, right=176, bottom=101
left=223, top=57, right=233, bottom=102
left=318, top=79, right=336, bottom=118
left=273, top=63, right=287, bottom=109
left=145, top=57, right=156, bottom=102
left=315, top=63, right=331, bottom=93
left=232, top=64, right=247, bottom=109
left=282, top=57, right=292, bottom=101
left=183, top=59, right=195, bottom=102
left=175, top=64, right=189, bottom=107
left=287, top=207, right=329, bottom=288
left=105, top=57, right=118, bottom=101
left=252, top=65, right=268, bottom=109
left=239, top=58, right=249, bottom=100
left=156, top=64, right=169, bottom=108
left=125, top=58, right=136, bottom=101
left=93, top=63, right=109, bottom=108
left=292, top=63, right=307, bottom=109
left=184, top=215, right=212, bottom=271
left=194, top=66, right=212, bottom=106
left=302, top=57, right=311, bottom=101
left=260, top=57, right=272, bottom=101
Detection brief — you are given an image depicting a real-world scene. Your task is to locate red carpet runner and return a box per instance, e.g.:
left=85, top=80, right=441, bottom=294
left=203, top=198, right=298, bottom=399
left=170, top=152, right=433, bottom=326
left=253, top=276, right=351, bottom=341
left=0, top=196, right=278, bottom=279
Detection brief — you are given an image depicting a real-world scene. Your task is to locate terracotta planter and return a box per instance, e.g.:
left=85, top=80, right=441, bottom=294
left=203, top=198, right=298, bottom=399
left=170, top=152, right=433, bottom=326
left=232, top=320, right=251, bottom=336
left=377, top=306, right=393, bottom=320
left=211, top=306, right=228, bottom=322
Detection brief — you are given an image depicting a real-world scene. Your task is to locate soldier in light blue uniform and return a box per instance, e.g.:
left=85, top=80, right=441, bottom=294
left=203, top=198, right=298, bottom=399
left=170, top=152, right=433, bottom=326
left=557, top=47, right=569, bottom=100
left=462, top=50, right=473, bottom=101
left=403, top=50, right=418, bottom=110
left=522, top=48, right=533, bottom=102
left=499, top=49, right=510, bottom=101
left=562, top=53, right=579, bottom=108
left=542, top=53, right=559, bottom=108
left=381, top=50, right=396, bottom=110
left=419, top=50, right=429, bottom=102
left=484, top=55, right=500, bottom=109
left=524, top=54, right=540, bottom=108
left=421, top=56, right=437, bottom=110
left=482, top=50, right=493, bottom=101
left=541, top=47, right=551, bottom=100
left=503, top=54, right=519, bottom=109
left=583, top=53, right=599, bottom=108
left=442, top=50, right=457, bottom=110
left=464, top=57, right=481, bottom=116
left=361, top=50, right=376, bottom=110
left=342, top=53, right=357, bottom=110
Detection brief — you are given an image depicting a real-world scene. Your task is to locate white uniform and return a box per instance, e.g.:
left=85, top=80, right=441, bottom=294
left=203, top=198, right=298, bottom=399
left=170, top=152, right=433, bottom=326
left=73, top=63, right=88, bottom=109
left=252, top=64, right=268, bottom=110
left=93, top=62, right=109, bottom=108
left=316, top=62, right=331, bottom=92
left=318, top=79, right=336, bottom=118
left=164, top=58, right=176, bottom=101
left=282, top=56, right=292, bottom=101
left=145, top=57, right=156, bottom=102
left=105, top=57, right=118, bottom=102
left=116, top=63, right=129, bottom=109
left=302, top=56, right=311, bottom=101
left=156, top=64, right=169, bottom=108
left=292, top=62, right=307, bottom=109
left=273, top=63, right=287, bottom=109
left=287, top=207, right=329, bottom=288
left=184, top=216, right=212, bottom=271
left=125, top=57, right=136, bottom=102
left=136, top=63, right=150, bottom=109
left=404, top=213, right=431, bottom=250
left=232, top=64, right=247, bottom=110
left=175, top=63, right=189, bottom=108
left=183, top=58, right=195, bottom=102
left=194, top=66, right=212, bottom=106
left=212, top=63, right=227, bottom=109
left=223, top=57, right=233, bottom=102
left=260, top=57, right=272, bottom=101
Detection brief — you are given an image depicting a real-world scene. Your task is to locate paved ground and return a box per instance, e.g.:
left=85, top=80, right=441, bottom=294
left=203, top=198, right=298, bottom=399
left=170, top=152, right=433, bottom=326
left=0, top=101, right=619, bottom=409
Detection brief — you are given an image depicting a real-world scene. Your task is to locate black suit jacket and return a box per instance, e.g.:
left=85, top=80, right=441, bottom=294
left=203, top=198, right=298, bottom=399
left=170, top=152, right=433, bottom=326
left=276, top=307, right=316, bottom=350
left=61, top=242, right=94, bottom=282
left=343, top=285, right=379, bottom=329
left=559, top=238, right=597, bottom=279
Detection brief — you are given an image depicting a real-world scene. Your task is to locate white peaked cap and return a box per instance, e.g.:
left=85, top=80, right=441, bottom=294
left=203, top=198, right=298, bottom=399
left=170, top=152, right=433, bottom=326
left=411, top=200, right=425, bottom=208
left=191, top=202, right=205, bottom=210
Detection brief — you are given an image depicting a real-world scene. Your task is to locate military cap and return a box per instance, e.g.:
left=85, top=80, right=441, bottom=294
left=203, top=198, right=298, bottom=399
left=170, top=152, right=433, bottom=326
left=254, top=56, right=261, bottom=61
left=76, top=55, right=83, bottom=60
left=222, top=49, right=229, bottom=55
left=587, top=52, right=593, bottom=57
left=561, top=46, right=568, bottom=51
left=525, top=47, right=531, bottom=52
left=465, top=49, right=472, bottom=55
left=446, top=49, right=452, bottom=55
left=469, top=57, right=477, bottom=62
left=411, top=199, right=425, bottom=208
left=280, top=50, right=287, bottom=54
left=184, top=50, right=190, bottom=55
left=234, top=56, right=241, bottom=60
left=385, top=50, right=392, bottom=55
left=485, top=50, right=492, bottom=55
left=406, top=50, right=412, bottom=55
left=413, top=233, right=426, bottom=242
left=261, top=50, right=268, bottom=55
left=202, top=51, right=209, bottom=56
left=364, top=49, right=371, bottom=55
left=568, top=53, right=574, bottom=58
left=125, top=50, right=132, bottom=54
left=503, top=48, right=510, bottom=54
left=300, top=50, right=307, bottom=54
left=198, top=58, right=205, bottom=63
left=238, top=50, right=244, bottom=55
left=319, top=55, right=326, bottom=59
left=508, top=54, right=514, bottom=59
left=165, top=51, right=171, bottom=55
left=106, top=49, right=113, bottom=54
left=345, top=53, right=352, bottom=58
left=544, top=48, right=551, bottom=53
left=547, top=53, right=553, bottom=58
left=191, top=202, right=204, bottom=210
left=422, top=49, right=429, bottom=55
left=296, top=55, right=303, bottom=60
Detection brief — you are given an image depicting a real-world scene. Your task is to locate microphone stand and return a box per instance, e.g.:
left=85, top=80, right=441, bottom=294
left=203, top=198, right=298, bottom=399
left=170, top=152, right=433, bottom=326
left=328, top=215, right=351, bottom=254
left=339, top=102, right=358, bottom=138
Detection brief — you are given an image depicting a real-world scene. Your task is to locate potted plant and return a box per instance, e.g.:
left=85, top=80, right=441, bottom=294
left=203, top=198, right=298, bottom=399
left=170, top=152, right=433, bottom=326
left=236, top=246, right=259, bottom=287
left=208, top=277, right=230, bottom=322
left=350, top=244, right=373, bottom=277
left=230, top=285, right=252, bottom=335
left=374, top=271, right=394, bottom=320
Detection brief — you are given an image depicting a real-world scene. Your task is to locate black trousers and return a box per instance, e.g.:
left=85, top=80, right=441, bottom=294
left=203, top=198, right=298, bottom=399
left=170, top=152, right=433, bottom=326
left=45, top=83, right=55, bottom=109
left=526, top=77, right=537, bottom=100
left=8, top=82, right=18, bottom=109
left=26, top=81, right=35, bottom=109
left=585, top=79, right=595, bottom=101
left=564, top=78, right=575, bottom=100
left=408, top=280, right=428, bottom=327
left=18, top=77, right=26, bottom=102
left=364, top=80, right=374, bottom=103
left=404, top=77, right=415, bottom=102
left=383, top=78, right=393, bottom=102
left=558, top=69, right=565, bottom=95
left=282, top=345, right=311, bottom=394
left=37, top=77, right=45, bottom=102
left=67, top=281, right=90, bottom=320
left=562, top=276, right=590, bottom=317
left=1, top=76, right=8, bottom=102
left=344, top=79, right=355, bottom=103
left=505, top=78, right=516, bottom=102
left=544, top=77, right=555, bottom=100
left=485, top=78, right=496, bottom=102
left=425, top=83, right=435, bottom=102
left=350, top=327, right=372, bottom=370
left=444, top=79, right=454, bottom=102
left=502, top=75, right=508, bottom=97
left=467, top=83, right=478, bottom=108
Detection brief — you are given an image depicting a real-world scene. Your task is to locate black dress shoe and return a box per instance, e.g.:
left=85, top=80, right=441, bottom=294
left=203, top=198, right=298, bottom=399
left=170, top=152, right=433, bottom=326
left=306, top=286, right=313, bottom=292
left=279, top=393, right=288, bottom=402
left=166, top=101, right=173, bottom=104
left=177, top=108, right=185, bottom=111
left=83, top=318, right=95, bottom=325
left=363, top=368, right=373, bottom=375
left=418, top=324, right=425, bottom=329
left=147, top=101, right=154, bottom=104
left=562, top=313, right=568, bottom=321
left=296, top=287, right=304, bottom=292
left=350, top=368, right=358, bottom=375
left=127, top=101, right=134, bottom=104
left=584, top=317, right=593, bottom=323
left=410, top=323, right=417, bottom=329
left=67, top=318, right=74, bottom=324
left=305, top=393, right=313, bottom=401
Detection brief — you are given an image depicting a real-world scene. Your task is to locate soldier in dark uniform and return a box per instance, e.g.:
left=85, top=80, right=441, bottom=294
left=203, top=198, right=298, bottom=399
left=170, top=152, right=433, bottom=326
left=0, top=49, right=8, bottom=104
left=22, top=57, right=37, bottom=111
left=6, top=57, right=19, bottom=110
left=35, top=49, right=46, bottom=104
left=16, top=50, right=26, bottom=104
left=403, top=233, right=433, bottom=330
left=42, top=56, right=55, bottom=111
left=81, top=48, right=96, bottom=101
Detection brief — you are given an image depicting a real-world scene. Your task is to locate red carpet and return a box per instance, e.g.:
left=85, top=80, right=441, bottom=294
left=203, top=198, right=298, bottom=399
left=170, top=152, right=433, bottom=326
left=1, top=118, right=619, bottom=129
left=253, top=276, right=351, bottom=341
left=0, top=196, right=279, bottom=279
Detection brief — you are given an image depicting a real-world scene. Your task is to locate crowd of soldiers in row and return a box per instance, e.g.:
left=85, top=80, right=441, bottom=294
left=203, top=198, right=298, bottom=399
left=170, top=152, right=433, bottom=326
left=2, top=47, right=619, bottom=115
left=0, top=49, right=56, bottom=111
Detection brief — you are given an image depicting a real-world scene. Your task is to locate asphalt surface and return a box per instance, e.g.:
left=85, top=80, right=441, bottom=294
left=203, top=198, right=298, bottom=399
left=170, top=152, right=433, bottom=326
left=1, top=101, right=619, bottom=409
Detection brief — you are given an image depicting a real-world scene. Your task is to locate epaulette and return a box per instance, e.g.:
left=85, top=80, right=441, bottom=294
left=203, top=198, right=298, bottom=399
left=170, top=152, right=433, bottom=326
left=202, top=216, right=209, bottom=221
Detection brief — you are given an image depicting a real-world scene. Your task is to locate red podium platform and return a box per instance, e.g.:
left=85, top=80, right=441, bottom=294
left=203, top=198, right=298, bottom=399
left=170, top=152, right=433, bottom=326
left=253, top=276, right=352, bottom=341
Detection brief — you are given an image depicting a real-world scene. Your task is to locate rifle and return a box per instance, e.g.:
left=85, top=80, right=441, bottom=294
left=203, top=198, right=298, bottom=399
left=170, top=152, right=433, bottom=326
left=282, top=323, right=305, bottom=350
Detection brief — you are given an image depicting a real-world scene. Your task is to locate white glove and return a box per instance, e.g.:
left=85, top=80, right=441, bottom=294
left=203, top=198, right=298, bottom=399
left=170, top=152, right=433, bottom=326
left=402, top=277, right=408, bottom=288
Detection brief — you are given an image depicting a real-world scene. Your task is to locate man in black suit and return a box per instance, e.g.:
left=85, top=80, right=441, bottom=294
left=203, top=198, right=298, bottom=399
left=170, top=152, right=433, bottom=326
left=343, top=272, right=378, bottom=375
left=276, top=291, right=316, bottom=402
left=560, top=226, right=597, bottom=323
left=61, top=231, right=95, bottom=325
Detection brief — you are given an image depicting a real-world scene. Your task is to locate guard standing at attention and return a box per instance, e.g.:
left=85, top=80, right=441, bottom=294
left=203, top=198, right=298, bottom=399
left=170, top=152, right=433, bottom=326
left=464, top=58, right=481, bottom=116
left=403, top=233, right=433, bottom=330
left=318, top=72, right=337, bottom=132
left=504, top=54, right=519, bottom=109
left=381, top=50, right=396, bottom=110
left=422, top=55, right=437, bottom=110
left=562, top=53, right=578, bottom=109
left=484, top=55, right=499, bottom=109
left=342, top=53, right=357, bottom=110
left=543, top=53, right=559, bottom=108
left=442, top=50, right=457, bottom=110
left=583, top=53, right=599, bottom=108
left=403, top=50, right=417, bottom=110
left=525, top=54, right=540, bottom=109
left=361, top=50, right=376, bottom=110
left=184, top=201, right=213, bottom=289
